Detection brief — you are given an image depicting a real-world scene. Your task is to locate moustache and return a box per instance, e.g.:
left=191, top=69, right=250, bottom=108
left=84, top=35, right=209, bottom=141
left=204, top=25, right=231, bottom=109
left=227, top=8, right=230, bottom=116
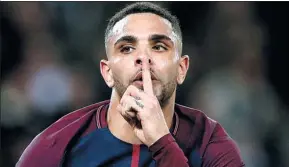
left=131, top=70, right=158, bottom=82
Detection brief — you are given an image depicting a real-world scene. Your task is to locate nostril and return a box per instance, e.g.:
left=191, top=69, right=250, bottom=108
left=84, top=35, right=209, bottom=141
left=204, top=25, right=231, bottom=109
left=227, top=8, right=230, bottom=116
left=136, top=59, right=141, bottom=64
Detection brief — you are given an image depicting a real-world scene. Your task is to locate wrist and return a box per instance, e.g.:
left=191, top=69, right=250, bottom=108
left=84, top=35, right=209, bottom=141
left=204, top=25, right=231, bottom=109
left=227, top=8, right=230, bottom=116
left=148, top=132, right=171, bottom=147
left=148, top=133, right=175, bottom=151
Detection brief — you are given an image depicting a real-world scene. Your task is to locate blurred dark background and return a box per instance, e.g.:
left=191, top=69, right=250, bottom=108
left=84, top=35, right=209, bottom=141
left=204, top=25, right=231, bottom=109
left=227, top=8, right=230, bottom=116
left=1, top=2, right=288, bottom=167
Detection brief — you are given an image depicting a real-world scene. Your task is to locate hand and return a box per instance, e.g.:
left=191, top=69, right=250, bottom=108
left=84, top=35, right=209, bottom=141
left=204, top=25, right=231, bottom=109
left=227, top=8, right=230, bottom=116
left=117, top=60, right=170, bottom=147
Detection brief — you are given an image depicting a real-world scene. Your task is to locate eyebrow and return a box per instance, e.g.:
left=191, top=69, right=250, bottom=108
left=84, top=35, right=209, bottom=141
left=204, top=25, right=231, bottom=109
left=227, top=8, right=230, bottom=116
left=114, top=35, right=137, bottom=46
left=149, top=34, right=172, bottom=43
left=114, top=34, right=173, bottom=47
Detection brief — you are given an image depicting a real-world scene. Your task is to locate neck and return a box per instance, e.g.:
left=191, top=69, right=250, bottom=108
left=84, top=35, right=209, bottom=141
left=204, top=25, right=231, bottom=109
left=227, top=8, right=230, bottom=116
left=107, top=89, right=176, bottom=145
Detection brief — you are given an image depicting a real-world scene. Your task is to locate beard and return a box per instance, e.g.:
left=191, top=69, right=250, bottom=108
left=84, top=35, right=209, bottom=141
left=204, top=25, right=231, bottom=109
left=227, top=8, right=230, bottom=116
left=112, top=72, right=177, bottom=129
left=112, top=72, right=177, bottom=108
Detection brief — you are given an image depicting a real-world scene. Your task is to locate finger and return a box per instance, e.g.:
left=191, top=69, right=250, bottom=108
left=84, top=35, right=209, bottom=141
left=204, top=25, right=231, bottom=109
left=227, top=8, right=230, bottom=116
left=122, top=100, right=137, bottom=118
left=122, top=95, right=144, bottom=112
left=117, top=104, right=128, bottom=118
left=118, top=103, right=136, bottom=124
left=120, top=95, right=143, bottom=117
left=122, top=85, right=147, bottom=102
left=119, top=96, right=144, bottom=129
left=126, top=110, right=136, bottom=117
left=142, top=58, right=154, bottom=95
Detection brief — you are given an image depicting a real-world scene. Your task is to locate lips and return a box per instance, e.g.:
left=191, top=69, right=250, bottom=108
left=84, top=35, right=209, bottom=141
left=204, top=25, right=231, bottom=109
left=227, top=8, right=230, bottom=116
left=133, top=71, right=157, bottom=82
left=133, top=72, right=143, bottom=82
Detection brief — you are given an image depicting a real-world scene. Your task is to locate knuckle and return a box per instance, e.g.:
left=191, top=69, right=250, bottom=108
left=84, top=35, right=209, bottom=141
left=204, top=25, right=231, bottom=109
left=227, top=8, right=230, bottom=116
left=129, top=95, right=135, bottom=101
left=125, top=85, right=133, bottom=93
left=129, top=85, right=137, bottom=91
left=128, top=85, right=134, bottom=90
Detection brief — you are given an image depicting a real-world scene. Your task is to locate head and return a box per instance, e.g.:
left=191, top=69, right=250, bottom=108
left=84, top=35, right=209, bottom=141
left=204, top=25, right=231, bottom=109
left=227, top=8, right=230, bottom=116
left=100, top=2, right=189, bottom=107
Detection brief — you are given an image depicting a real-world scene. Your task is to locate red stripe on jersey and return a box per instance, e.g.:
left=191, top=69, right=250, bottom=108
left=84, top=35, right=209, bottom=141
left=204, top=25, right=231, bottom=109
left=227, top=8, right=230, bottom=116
left=131, top=145, right=140, bottom=167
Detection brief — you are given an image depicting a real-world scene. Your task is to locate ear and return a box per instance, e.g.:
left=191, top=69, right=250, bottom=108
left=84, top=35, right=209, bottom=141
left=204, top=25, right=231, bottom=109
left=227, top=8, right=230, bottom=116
left=100, top=59, right=114, bottom=88
left=177, top=55, right=189, bottom=85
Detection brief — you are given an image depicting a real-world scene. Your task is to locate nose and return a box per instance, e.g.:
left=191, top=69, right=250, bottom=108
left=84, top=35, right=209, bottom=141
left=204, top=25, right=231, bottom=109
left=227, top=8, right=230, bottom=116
left=135, top=58, right=151, bottom=65
left=135, top=52, right=152, bottom=67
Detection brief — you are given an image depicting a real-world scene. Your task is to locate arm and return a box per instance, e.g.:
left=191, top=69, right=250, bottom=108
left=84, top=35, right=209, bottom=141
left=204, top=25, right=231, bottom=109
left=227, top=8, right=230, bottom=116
left=149, top=134, right=189, bottom=167
left=148, top=125, right=245, bottom=167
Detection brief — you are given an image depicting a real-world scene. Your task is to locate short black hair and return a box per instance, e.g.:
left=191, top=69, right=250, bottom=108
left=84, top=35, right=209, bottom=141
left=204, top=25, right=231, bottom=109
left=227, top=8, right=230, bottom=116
left=105, top=2, right=182, bottom=50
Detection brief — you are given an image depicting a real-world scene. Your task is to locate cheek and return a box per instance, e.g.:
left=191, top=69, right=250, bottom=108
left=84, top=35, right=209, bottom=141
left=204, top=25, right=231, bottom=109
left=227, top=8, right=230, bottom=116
left=155, top=55, right=177, bottom=70
left=158, top=59, right=168, bottom=69
left=155, top=61, right=178, bottom=81
left=157, top=57, right=174, bottom=70
left=111, top=56, right=135, bottom=68
left=111, top=57, right=122, bottom=64
left=155, top=51, right=179, bottom=69
left=111, top=58, right=135, bottom=81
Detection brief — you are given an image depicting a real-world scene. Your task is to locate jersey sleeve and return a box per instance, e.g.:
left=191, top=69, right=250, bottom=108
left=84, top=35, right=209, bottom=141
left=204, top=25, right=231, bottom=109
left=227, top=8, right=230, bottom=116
left=149, top=124, right=245, bottom=167
left=149, top=133, right=190, bottom=167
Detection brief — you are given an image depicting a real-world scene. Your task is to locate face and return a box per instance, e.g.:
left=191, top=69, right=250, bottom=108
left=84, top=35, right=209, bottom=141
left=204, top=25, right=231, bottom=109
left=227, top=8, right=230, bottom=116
left=101, top=13, right=189, bottom=107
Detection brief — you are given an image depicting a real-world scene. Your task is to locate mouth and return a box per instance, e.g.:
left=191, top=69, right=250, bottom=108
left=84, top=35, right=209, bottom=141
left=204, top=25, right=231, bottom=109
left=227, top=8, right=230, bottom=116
left=132, top=71, right=157, bottom=83
left=133, top=76, right=143, bottom=82
left=132, top=78, right=144, bottom=87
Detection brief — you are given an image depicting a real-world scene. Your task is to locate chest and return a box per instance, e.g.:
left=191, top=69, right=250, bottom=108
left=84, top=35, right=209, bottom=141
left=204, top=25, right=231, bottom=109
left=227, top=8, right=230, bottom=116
left=65, top=129, right=156, bottom=167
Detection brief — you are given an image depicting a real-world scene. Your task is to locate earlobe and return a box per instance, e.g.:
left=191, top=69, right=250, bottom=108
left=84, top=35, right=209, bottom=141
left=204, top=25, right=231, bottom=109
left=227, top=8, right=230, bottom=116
left=100, top=60, right=114, bottom=88
left=177, top=55, right=189, bottom=85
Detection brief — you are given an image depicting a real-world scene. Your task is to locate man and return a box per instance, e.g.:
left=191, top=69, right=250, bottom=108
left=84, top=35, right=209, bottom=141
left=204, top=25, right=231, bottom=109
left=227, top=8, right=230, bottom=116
left=17, top=2, right=244, bottom=167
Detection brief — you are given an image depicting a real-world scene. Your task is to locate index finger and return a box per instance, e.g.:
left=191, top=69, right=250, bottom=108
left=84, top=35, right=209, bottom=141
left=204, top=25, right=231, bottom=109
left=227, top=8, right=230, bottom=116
left=142, top=58, right=154, bottom=95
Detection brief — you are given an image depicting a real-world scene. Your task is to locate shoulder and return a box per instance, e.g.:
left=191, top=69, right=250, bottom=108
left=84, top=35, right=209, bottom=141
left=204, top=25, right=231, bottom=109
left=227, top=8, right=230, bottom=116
left=201, top=122, right=245, bottom=166
left=17, top=100, right=110, bottom=167
left=175, top=104, right=234, bottom=152
left=40, top=100, right=110, bottom=138
left=176, top=104, right=244, bottom=166
left=175, top=103, right=218, bottom=138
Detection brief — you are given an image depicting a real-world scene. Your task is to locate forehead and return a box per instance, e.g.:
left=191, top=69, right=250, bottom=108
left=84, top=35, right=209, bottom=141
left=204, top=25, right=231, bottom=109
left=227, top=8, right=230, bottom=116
left=109, top=13, right=174, bottom=42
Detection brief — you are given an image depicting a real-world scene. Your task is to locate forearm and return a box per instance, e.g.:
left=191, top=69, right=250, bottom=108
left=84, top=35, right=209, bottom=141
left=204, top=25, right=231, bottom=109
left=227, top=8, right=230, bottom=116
left=149, top=134, right=189, bottom=167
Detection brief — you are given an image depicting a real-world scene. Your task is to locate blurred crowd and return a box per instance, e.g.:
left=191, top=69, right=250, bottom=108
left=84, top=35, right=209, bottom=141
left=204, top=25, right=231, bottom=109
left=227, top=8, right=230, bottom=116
left=1, top=2, right=288, bottom=167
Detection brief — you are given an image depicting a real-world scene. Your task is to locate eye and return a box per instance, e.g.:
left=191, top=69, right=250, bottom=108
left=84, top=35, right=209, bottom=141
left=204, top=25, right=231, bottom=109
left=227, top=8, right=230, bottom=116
left=152, top=44, right=168, bottom=52
left=120, top=46, right=135, bottom=54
